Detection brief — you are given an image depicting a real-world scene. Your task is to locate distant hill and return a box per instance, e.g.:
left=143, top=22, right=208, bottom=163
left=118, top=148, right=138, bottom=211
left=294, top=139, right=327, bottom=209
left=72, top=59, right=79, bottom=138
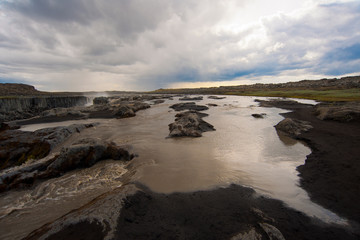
left=152, top=76, right=360, bottom=94
left=0, top=83, right=44, bottom=96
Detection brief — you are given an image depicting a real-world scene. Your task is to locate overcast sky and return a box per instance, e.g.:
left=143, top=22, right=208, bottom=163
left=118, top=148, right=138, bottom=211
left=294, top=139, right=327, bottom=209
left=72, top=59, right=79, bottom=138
left=0, top=0, right=359, bottom=91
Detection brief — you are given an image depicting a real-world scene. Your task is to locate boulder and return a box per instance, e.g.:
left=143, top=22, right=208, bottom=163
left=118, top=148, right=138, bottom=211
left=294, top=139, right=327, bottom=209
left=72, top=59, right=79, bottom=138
left=168, top=111, right=215, bottom=137
left=170, top=102, right=209, bottom=111
left=274, top=118, right=312, bottom=137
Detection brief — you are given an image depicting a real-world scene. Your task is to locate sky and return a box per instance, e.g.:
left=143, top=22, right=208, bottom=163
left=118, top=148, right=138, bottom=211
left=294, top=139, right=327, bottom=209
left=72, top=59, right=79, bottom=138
left=0, top=0, right=359, bottom=91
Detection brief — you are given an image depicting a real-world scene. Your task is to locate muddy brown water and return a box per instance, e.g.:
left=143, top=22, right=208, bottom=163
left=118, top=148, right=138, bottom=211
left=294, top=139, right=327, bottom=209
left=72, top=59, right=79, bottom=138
left=0, top=96, right=346, bottom=239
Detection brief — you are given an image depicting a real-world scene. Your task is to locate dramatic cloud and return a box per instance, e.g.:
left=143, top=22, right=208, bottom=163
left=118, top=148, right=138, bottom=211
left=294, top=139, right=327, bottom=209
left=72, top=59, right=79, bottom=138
left=0, top=0, right=359, bottom=91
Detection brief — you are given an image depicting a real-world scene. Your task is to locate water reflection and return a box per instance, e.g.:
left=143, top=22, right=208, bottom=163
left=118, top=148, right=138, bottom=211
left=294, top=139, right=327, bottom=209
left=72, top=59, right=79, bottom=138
left=5, top=96, right=345, bottom=232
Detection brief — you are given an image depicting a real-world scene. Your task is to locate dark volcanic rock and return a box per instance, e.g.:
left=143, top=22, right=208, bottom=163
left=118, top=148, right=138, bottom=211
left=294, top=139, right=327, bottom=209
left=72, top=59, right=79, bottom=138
left=207, top=103, right=218, bottom=107
left=179, top=96, right=203, bottom=101
left=274, top=118, right=312, bottom=137
left=113, top=105, right=136, bottom=118
left=255, top=99, right=312, bottom=109
left=40, top=107, right=88, bottom=119
left=45, top=138, right=133, bottom=176
left=168, top=111, right=215, bottom=137
left=113, top=102, right=150, bottom=118
left=93, top=97, right=109, bottom=105
left=0, top=96, right=89, bottom=122
left=169, top=102, right=209, bottom=111
left=152, top=99, right=165, bottom=105
left=0, top=124, right=95, bottom=170
left=208, top=96, right=226, bottom=99
left=315, top=102, right=360, bottom=122
left=24, top=184, right=359, bottom=240
left=252, top=113, right=267, bottom=118
left=0, top=138, right=133, bottom=192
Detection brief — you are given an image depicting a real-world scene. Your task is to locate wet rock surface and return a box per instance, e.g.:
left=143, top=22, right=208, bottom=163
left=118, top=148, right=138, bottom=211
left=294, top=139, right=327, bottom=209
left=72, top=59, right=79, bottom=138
left=25, top=184, right=359, bottom=240
left=0, top=138, right=133, bottom=192
left=252, top=113, right=267, bottom=118
left=0, top=96, right=89, bottom=122
left=259, top=99, right=360, bottom=223
left=169, top=102, right=209, bottom=111
left=168, top=111, right=215, bottom=137
left=179, top=96, right=203, bottom=101
left=0, top=124, right=95, bottom=170
left=275, top=118, right=312, bottom=137
left=208, top=95, right=226, bottom=99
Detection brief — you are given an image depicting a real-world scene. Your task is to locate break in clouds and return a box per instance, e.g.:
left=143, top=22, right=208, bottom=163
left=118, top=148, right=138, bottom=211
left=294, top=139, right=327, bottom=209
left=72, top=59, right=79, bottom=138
left=0, top=0, right=359, bottom=91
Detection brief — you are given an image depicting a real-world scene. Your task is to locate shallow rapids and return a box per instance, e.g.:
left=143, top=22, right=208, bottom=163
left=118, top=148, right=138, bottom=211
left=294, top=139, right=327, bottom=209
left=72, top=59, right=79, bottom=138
left=0, top=96, right=346, bottom=239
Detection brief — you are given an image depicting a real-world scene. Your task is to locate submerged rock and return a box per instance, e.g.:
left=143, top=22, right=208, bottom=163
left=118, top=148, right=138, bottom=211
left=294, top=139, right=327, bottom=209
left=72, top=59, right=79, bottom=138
left=170, top=102, right=209, bottom=111
left=168, top=111, right=215, bottom=137
left=274, top=118, right=312, bottom=137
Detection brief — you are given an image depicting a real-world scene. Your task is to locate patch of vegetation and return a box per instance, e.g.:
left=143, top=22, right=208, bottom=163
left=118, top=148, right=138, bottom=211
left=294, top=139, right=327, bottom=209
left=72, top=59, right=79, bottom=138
left=226, top=88, right=360, bottom=101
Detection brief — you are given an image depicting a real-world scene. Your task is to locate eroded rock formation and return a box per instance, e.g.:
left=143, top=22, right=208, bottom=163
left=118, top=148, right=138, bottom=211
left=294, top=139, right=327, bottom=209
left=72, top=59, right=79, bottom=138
left=168, top=111, right=215, bottom=137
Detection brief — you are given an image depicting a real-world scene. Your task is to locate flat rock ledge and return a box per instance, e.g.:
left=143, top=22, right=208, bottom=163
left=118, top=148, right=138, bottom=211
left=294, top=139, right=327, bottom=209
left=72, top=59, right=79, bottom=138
left=169, top=102, right=209, bottom=111
left=274, top=118, right=313, bottom=137
left=168, top=111, right=215, bottom=137
left=0, top=138, right=134, bottom=192
left=179, top=96, right=203, bottom=101
left=0, top=123, right=96, bottom=170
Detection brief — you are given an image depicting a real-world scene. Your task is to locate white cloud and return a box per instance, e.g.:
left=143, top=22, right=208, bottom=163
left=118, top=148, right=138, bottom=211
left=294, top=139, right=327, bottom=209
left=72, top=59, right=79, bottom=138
left=0, top=0, right=359, bottom=91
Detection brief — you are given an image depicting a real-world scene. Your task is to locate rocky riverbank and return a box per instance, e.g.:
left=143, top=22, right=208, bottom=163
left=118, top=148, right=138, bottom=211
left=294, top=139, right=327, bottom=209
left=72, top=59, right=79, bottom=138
left=1, top=95, right=360, bottom=239
left=258, top=99, right=360, bottom=223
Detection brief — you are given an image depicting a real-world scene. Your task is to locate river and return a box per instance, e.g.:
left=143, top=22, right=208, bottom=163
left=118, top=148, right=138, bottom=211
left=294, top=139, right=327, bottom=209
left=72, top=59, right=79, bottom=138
left=0, top=96, right=345, bottom=239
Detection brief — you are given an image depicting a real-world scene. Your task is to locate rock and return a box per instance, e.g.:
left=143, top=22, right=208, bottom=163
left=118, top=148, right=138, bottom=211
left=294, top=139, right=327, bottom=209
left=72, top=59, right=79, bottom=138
left=152, top=99, right=165, bottom=105
left=0, top=124, right=95, bottom=170
left=208, top=96, right=226, bottom=99
left=168, top=111, right=215, bottom=137
left=0, top=122, right=20, bottom=132
left=40, top=107, right=88, bottom=119
left=113, top=102, right=150, bottom=118
left=315, top=102, right=360, bottom=122
left=93, top=97, right=110, bottom=105
left=44, top=138, right=133, bottom=177
left=207, top=103, right=218, bottom=107
left=0, top=138, right=134, bottom=192
left=252, top=113, right=266, bottom=119
left=113, top=106, right=136, bottom=118
left=255, top=99, right=300, bottom=108
left=170, top=102, right=209, bottom=111
left=274, top=118, right=312, bottom=137
left=179, top=96, right=203, bottom=101
left=0, top=96, right=89, bottom=122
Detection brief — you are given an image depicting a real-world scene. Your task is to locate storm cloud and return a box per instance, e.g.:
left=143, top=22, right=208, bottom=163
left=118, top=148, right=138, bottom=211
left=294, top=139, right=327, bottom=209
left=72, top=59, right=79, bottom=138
left=0, top=0, right=359, bottom=91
